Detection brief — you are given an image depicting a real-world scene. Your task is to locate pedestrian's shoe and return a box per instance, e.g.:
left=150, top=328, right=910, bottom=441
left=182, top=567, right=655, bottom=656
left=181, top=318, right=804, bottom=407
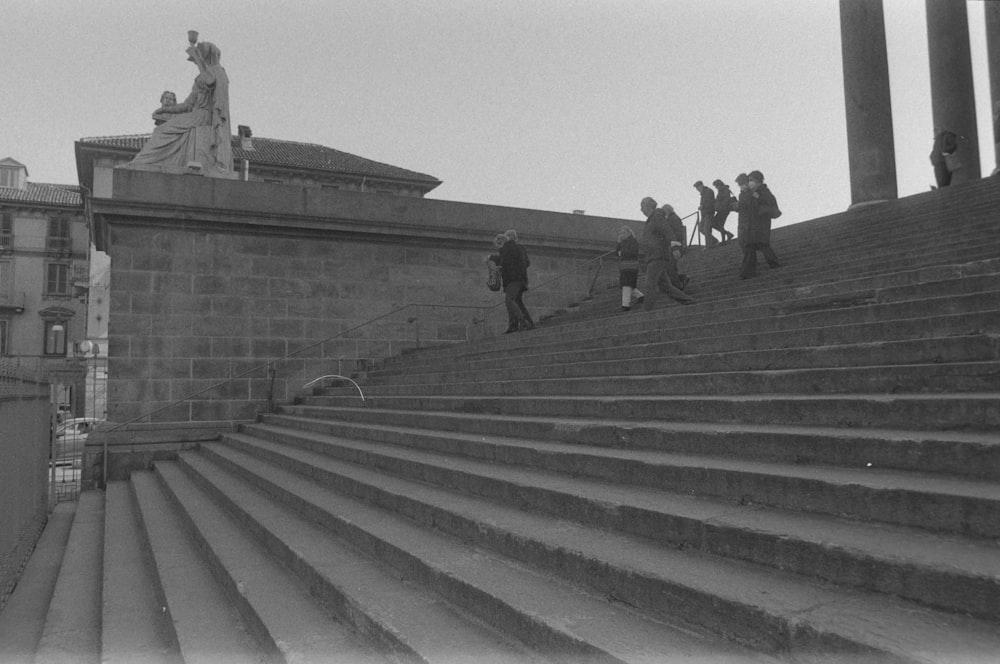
left=504, top=326, right=518, bottom=334
left=679, top=275, right=691, bottom=290
left=522, top=319, right=535, bottom=330
left=621, top=306, right=631, bottom=312
left=635, top=296, right=645, bottom=305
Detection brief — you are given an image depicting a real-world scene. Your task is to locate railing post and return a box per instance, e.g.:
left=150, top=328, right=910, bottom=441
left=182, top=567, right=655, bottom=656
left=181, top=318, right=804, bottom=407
left=266, top=362, right=276, bottom=413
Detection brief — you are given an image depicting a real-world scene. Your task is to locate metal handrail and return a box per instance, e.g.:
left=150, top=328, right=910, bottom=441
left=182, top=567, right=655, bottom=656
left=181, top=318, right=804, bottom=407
left=98, top=245, right=614, bottom=487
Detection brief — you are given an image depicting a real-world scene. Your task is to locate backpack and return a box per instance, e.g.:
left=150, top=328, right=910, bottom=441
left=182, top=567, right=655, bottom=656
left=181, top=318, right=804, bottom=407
left=487, top=262, right=502, bottom=291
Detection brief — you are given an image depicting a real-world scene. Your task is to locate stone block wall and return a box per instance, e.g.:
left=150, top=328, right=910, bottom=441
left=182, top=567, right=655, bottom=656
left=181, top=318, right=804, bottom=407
left=95, top=169, right=632, bottom=427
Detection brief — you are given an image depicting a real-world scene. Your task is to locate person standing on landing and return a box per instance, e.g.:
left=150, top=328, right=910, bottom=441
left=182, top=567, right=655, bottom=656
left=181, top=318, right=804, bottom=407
left=616, top=226, right=645, bottom=312
left=640, top=197, right=696, bottom=311
left=499, top=229, right=535, bottom=333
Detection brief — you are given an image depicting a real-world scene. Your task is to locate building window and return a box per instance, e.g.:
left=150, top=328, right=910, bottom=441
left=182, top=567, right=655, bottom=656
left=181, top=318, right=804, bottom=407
left=46, top=217, right=70, bottom=253
left=0, top=213, right=11, bottom=251
left=0, top=319, right=8, bottom=355
left=45, top=263, right=70, bottom=296
left=0, top=167, right=20, bottom=189
left=44, top=320, right=67, bottom=356
left=0, top=261, right=10, bottom=301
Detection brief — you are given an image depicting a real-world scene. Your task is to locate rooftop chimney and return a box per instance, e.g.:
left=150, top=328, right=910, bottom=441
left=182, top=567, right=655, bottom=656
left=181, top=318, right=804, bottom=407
left=237, top=125, right=253, bottom=150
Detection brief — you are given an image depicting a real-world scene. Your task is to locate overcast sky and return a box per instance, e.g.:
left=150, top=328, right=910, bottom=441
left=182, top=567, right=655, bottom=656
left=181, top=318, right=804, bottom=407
left=3, top=0, right=995, bottom=229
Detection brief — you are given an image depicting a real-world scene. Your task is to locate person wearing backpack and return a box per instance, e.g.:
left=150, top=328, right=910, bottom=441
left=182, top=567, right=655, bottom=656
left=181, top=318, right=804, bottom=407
left=498, top=229, right=535, bottom=333
left=712, top=179, right=736, bottom=244
left=739, top=170, right=782, bottom=280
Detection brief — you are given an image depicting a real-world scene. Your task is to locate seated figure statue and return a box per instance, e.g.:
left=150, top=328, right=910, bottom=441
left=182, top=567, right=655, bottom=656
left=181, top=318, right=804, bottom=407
left=123, top=40, right=236, bottom=179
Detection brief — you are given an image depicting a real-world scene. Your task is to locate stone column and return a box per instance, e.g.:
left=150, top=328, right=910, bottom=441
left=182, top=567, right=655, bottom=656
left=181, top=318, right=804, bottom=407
left=985, top=1, right=1000, bottom=171
left=839, top=0, right=897, bottom=206
left=926, top=0, right=980, bottom=183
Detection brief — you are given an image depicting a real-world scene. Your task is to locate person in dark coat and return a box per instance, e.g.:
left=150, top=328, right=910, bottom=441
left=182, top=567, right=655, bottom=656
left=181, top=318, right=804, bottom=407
left=640, top=197, right=696, bottom=311
left=694, top=180, right=718, bottom=247
left=660, top=204, right=691, bottom=291
left=498, top=229, right=534, bottom=333
left=929, top=127, right=958, bottom=188
left=712, top=179, right=736, bottom=244
left=738, top=170, right=782, bottom=280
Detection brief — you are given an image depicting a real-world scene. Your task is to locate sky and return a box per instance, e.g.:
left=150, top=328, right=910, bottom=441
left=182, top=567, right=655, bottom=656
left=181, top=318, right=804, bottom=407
left=3, top=0, right=997, bottom=230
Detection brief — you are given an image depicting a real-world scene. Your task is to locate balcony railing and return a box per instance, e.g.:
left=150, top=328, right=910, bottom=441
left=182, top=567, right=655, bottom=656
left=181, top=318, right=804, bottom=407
left=46, top=236, right=71, bottom=253
left=0, top=233, right=11, bottom=251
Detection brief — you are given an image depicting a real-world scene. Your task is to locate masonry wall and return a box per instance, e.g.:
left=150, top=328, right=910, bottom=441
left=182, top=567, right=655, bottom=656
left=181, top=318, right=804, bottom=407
left=95, top=169, right=636, bottom=427
left=0, top=365, right=50, bottom=610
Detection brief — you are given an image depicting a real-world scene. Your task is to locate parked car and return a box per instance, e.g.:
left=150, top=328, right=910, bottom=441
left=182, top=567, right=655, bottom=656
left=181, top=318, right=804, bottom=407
left=53, top=417, right=102, bottom=466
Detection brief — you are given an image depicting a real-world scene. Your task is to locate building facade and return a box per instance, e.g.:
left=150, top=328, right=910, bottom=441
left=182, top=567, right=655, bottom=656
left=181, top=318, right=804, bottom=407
left=0, top=157, right=93, bottom=416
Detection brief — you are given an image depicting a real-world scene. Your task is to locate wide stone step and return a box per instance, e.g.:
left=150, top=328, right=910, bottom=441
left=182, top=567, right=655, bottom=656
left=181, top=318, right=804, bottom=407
left=367, top=310, right=1000, bottom=385
left=101, top=481, right=179, bottom=664
left=177, top=449, right=758, bottom=663
left=509, top=254, right=1000, bottom=343
left=34, top=491, right=103, bottom=664
left=346, top=361, right=1000, bottom=398
left=129, top=471, right=265, bottom=664
left=359, top=334, right=1000, bottom=388
left=202, top=435, right=1000, bottom=663
left=668, top=222, right=1000, bottom=291
left=0, top=502, right=76, bottom=664
left=620, top=238, right=1000, bottom=309
left=234, top=423, right=1000, bottom=541
left=375, top=288, right=1000, bottom=376
left=147, top=465, right=392, bottom=664
left=265, top=410, right=1000, bottom=481
left=295, top=392, right=1000, bottom=432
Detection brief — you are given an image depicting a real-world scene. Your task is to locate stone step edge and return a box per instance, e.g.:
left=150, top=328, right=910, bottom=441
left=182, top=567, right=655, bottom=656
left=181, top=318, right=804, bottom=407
left=176, top=450, right=685, bottom=663
left=203, top=438, right=1000, bottom=661
left=346, top=360, right=1000, bottom=399
left=295, top=392, right=1000, bottom=433
left=129, top=471, right=267, bottom=662
left=366, top=314, right=1000, bottom=382
left=267, top=408, right=1000, bottom=481
left=234, top=422, right=1000, bottom=547
left=360, top=334, right=1000, bottom=387
left=376, top=286, right=1000, bottom=372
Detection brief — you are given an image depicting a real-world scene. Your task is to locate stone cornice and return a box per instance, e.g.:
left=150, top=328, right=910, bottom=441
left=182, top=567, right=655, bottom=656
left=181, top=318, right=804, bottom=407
left=91, top=169, right=643, bottom=256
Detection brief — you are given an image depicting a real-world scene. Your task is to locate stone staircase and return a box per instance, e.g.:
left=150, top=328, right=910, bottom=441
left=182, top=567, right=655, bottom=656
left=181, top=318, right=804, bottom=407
left=3, top=180, right=1000, bottom=663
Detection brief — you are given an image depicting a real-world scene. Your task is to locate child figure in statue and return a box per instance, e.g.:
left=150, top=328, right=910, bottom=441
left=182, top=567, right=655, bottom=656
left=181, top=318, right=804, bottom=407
left=152, top=91, right=177, bottom=126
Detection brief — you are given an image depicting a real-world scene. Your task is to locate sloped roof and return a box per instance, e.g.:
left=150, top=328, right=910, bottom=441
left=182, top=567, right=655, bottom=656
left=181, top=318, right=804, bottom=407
left=0, top=182, right=82, bottom=206
left=78, top=134, right=441, bottom=187
left=0, top=157, right=28, bottom=174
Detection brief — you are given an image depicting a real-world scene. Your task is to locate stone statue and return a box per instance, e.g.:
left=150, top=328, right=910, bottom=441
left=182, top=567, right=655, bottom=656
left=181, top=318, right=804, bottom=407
left=123, top=33, right=236, bottom=179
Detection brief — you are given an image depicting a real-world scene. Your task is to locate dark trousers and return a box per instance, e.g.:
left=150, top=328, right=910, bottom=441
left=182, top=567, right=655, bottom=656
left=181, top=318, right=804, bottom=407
left=933, top=162, right=951, bottom=188
left=643, top=259, right=694, bottom=310
left=504, top=281, right=532, bottom=329
left=740, top=243, right=780, bottom=278
left=713, top=211, right=732, bottom=240
left=700, top=211, right=718, bottom=246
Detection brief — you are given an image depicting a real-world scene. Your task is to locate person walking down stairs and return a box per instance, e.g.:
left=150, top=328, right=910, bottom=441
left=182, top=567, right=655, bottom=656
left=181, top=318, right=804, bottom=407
left=640, top=197, right=696, bottom=311
left=616, top=226, right=645, bottom=311
left=499, top=229, right=535, bottom=333
left=694, top=180, right=718, bottom=247
left=712, top=178, right=736, bottom=244
left=737, top=170, right=782, bottom=280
